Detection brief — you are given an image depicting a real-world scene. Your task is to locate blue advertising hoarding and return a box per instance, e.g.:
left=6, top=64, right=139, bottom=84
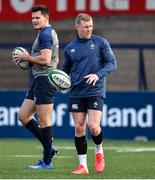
left=0, top=91, right=154, bottom=139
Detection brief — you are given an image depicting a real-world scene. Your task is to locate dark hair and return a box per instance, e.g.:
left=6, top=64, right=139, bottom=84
left=31, top=5, right=49, bottom=16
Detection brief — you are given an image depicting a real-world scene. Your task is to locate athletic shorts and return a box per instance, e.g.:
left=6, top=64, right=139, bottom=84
left=26, top=76, right=56, bottom=104
left=68, top=96, right=104, bottom=112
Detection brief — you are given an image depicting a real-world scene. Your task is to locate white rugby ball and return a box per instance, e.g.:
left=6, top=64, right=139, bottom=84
left=48, top=69, right=71, bottom=91
left=12, top=47, right=31, bottom=70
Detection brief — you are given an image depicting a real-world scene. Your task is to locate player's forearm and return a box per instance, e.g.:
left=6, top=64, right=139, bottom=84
left=97, top=60, right=117, bottom=78
left=27, top=54, right=51, bottom=66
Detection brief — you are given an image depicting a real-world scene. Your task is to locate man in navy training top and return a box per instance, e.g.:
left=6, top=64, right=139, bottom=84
left=13, top=5, right=59, bottom=169
left=62, top=13, right=117, bottom=174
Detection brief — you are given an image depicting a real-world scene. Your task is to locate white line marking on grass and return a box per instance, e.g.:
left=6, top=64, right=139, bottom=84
left=1, top=146, right=155, bottom=159
left=106, top=146, right=155, bottom=152
left=37, top=145, right=155, bottom=152
left=116, top=147, right=155, bottom=152
left=37, top=146, right=77, bottom=150
left=0, top=155, right=73, bottom=158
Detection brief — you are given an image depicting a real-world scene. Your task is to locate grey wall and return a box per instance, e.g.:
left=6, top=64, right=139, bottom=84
left=0, top=15, right=155, bottom=90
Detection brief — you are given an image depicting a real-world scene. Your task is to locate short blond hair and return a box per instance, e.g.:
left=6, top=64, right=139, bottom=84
left=75, top=13, right=92, bottom=25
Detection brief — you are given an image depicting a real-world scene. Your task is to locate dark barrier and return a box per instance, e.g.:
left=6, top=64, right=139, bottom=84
left=0, top=91, right=154, bottom=139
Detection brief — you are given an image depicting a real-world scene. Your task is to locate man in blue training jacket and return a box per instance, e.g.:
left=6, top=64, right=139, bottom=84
left=62, top=13, right=117, bottom=175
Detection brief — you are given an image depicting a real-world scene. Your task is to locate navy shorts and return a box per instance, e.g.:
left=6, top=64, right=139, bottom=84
left=26, top=76, right=56, bottom=105
left=68, top=96, right=104, bottom=112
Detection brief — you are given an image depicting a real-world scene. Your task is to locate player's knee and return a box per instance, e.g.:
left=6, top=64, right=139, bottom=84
left=75, top=123, right=85, bottom=134
left=19, top=111, right=29, bottom=125
left=89, top=125, right=100, bottom=136
left=38, top=119, right=52, bottom=128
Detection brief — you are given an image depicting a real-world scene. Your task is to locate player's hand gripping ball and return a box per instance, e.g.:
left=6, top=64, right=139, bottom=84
left=12, top=47, right=31, bottom=70
left=48, top=69, right=71, bottom=91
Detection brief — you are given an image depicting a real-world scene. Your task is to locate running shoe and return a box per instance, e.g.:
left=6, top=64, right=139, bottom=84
left=95, top=153, right=105, bottom=173
left=71, top=164, right=89, bottom=175
left=27, top=160, right=53, bottom=169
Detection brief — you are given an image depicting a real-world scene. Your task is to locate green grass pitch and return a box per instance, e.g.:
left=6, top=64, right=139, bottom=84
left=0, top=139, right=155, bottom=179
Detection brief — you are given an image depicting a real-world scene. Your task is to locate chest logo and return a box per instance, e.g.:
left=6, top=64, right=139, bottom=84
left=71, top=49, right=75, bottom=52
left=93, top=101, right=98, bottom=108
left=90, top=43, right=95, bottom=49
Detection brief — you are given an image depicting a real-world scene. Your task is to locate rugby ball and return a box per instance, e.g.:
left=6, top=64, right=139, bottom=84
left=12, top=47, right=31, bottom=70
left=48, top=69, right=71, bottom=91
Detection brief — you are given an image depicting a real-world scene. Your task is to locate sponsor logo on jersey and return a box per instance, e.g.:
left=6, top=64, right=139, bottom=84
left=72, top=104, right=78, bottom=109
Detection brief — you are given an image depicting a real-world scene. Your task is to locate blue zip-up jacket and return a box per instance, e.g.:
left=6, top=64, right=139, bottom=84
left=61, top=34, right=117, bottom=98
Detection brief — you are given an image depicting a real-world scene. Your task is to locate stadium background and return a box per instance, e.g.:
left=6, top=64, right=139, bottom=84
left=0, top=0, right=155, bottom=140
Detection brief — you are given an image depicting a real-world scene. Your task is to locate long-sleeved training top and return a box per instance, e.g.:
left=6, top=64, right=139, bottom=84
left=61, top=34, right=117, bottom=98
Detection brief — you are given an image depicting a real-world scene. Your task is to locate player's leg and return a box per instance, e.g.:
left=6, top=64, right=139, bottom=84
left=72, top=112, right=89, bottom=174
left=19, top=89, right=57, bottom=158
left=25, top=103, right=54, bottom=169
left=69, top=98, right=89, bottom=174
left=19, top=98, right=35, bottom=125
left=19, top=98, right=42, bottom=141
left=27, top=76, right=55, bottom=169
left=87, top=96, right=105, bottom=173
left=19, top=84, right=44, bottom=143
left=35, top=104, right=53, bottom=167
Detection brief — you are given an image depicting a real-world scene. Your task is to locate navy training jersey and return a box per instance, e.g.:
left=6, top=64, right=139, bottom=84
left=31, top=25, right=59, bottom=77
left=61, top=34, right=117, bottom=98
